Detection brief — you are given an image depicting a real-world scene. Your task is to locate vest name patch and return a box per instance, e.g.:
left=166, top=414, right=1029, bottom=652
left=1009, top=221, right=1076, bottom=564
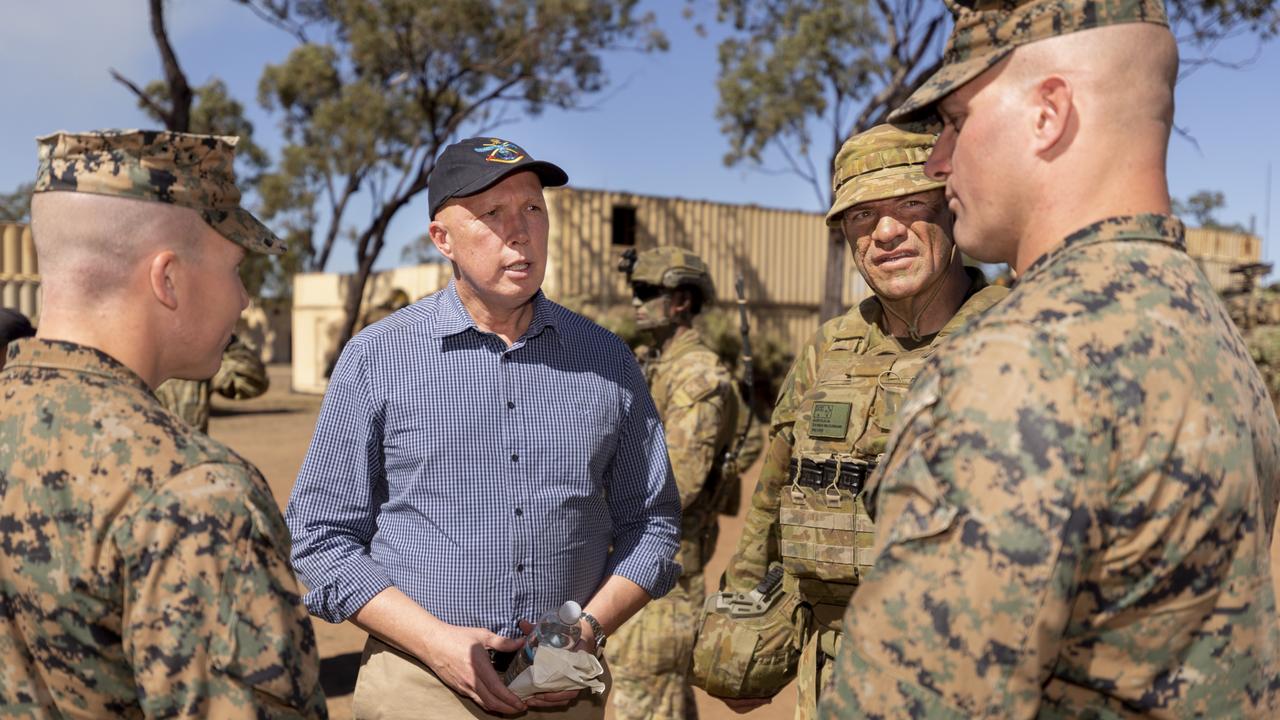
left=810, top=401, right=852, bottom=439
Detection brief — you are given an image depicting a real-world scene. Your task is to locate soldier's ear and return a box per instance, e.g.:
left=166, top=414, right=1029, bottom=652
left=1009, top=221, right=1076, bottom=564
left=669, top=288, right=694, bottom=315
left=149, top=251, right=180, bottom=311
left=1030, top=75, right=1074, bottom=157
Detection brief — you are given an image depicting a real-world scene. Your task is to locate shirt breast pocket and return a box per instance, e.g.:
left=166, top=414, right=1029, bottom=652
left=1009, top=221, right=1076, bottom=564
left=552, top=389, right=620, bottom=482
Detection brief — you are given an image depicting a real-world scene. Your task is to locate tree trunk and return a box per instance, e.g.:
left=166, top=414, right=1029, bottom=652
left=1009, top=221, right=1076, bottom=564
left=324, top=249, right=379, bottom=378
left=819, top=218, right=847, bottom=322
left=149, top=0, right=192, bottom=132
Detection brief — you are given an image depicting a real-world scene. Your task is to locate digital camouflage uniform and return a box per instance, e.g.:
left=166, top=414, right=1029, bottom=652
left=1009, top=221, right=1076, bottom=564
left=0, top=130, right=325, bottom=718
left=156, top=336, right=270, bottom=433
left=821, top=1, right=1280, bottom=717
left=719, top=124, right=1007, bottom=720
left=612, top=249, right=738, bottom=720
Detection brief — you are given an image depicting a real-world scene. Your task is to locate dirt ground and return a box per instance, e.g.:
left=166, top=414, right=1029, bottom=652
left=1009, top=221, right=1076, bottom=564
left=210, top=365, right=797, bottom=720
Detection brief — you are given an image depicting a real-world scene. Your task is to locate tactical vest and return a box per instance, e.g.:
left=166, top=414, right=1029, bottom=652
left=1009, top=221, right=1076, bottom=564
left=779, top=284, right=1007, bottom=611
left=644, top=331, right=738, bottom=576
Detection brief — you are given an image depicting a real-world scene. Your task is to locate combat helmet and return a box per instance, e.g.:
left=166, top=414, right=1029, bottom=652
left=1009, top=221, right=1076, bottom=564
left=618, top=247, right=716, bottom=304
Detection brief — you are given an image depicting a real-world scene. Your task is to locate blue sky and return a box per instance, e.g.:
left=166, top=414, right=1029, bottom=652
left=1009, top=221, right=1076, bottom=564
left=2, top=1, right=1277, bottom=275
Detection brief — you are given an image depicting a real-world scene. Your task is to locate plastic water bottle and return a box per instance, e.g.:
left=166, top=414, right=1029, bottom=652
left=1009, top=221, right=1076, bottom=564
left=536, top=601, right=583, bottom=650
left=502, top=601, right=583, bottom=684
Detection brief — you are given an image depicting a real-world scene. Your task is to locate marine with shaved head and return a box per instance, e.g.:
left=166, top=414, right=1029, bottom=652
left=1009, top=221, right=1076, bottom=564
left=819, top=1, right=1280, bottom=717
left=0, top=130, right=326, bottom=718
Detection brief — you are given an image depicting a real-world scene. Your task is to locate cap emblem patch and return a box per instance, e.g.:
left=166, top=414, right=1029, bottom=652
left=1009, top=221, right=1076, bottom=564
left=475, top=139, right=526, bottom=164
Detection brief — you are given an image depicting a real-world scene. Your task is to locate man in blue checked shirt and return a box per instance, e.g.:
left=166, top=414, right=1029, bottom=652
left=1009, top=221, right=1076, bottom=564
left=287, top=137, right=682, bottom=720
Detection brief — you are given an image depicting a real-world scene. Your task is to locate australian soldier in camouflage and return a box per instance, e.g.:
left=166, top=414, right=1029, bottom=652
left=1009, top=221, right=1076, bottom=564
left=156, top=335, right=271, bottom=432
left=611, top=248, right=739, bottom=720
left=0, top=130, right=326, bottom=718
left=710, top=124, right=1007, bottom=719
left=822, top=0, right=1280, bottom=717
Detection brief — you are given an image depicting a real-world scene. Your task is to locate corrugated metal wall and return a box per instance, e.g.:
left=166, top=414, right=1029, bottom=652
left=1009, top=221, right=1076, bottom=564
left=1186, top=227, right=1263, bottom=291
left=542, top=187, right=869, bottom=351
left=542, top=190, right=1267, bottom=353
left=0, top=223, right=40, bottom=321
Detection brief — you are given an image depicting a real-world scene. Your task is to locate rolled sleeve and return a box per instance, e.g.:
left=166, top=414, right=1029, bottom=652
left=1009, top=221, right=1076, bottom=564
left=286, top=339, right=394, bottom=623
left=603, top=356, right=682, bottom=599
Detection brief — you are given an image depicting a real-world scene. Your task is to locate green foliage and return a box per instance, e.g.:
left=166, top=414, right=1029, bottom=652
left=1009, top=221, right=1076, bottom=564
left=134, top=77, right=285, bottom=297
left=254, top=0, right=667, bottom=364
left=714, top=0, right=880, bottom=172
left=0, top=183, right=34, bottom=224
left=1173, top=189, right=1249, bottom=232
left=708, top=0, right=944, bottom=208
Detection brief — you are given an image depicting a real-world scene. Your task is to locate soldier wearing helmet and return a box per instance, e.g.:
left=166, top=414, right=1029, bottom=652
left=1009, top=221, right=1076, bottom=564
left=611, top=246, right=739, bottom=720
left=698, top=123, right=1007, bottom=719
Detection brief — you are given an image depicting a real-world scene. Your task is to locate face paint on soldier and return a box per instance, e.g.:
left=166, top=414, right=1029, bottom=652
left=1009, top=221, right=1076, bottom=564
left=632, top=283, right=669, bottom=331
left=843, top=189, right=955, bottom=302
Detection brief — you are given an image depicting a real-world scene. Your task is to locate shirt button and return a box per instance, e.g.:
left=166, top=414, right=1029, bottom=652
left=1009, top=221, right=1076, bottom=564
left=516, top=563, right=525, bottom=572
left=511, top=453, right=519, bottom=462
left=507, top=401, right=515, bottom=409
left=515, top=507, right=524, bottom=517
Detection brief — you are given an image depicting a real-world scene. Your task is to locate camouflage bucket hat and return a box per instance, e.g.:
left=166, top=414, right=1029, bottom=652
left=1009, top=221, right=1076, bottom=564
left=625, top=246, right=717, bottom=301
left=825, top=123, right=944, bottom=227
left=889, top=0, right=1170, bottom=121
left=34, top=129, right=284, bottom=255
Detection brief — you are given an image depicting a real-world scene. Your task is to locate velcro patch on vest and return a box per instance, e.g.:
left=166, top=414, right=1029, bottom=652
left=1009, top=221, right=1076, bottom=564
left=780, top=507, right=874, bottom=532
left=809, top=401, right=851, bottom=439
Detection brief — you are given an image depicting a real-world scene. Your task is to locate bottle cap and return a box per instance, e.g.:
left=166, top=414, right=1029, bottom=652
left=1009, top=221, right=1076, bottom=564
left=557, top=601, right=583, bottom=625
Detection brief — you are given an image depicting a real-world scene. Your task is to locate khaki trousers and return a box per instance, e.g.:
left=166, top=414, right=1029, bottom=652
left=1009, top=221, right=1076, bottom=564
left=353, top=635, right=611, bottom=720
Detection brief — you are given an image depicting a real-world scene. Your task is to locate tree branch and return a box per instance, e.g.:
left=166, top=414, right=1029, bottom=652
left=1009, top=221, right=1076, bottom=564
left=109, top=69, right=171, bottom=122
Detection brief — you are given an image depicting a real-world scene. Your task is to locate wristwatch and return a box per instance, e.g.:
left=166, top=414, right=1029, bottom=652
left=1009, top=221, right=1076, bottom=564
left=581, top=611, right=607, bottom=657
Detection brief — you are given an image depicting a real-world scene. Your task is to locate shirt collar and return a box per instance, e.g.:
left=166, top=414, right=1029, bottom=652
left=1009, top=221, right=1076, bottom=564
left=1021, top=213, right=1185, bottom=284
left=432, top=279, right=560, bottom=346
left=4, top=338, right=153, bottom=395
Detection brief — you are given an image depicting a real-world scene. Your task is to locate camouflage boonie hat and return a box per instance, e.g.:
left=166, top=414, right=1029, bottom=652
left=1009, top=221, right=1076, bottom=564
left=890, top=0, right=1170, bottom=121
left=624, top=247, right=717, bottom=302
left=34, top=130, right=284, bottom=255
left=825, top=123, right=943, bottom=227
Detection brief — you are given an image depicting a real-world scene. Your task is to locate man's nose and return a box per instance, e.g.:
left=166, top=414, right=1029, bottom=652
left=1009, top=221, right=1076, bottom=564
left=507, top=213, right=531, bottom=245
left=872, top=214, right=907, bottom=244
left=632, top=296, right=643, bottom=308
left=925, top=129, right=954, bottom=181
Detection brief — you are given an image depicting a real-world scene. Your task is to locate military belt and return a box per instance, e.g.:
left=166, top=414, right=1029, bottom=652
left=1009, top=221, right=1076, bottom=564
left=788, top=458, right=874, bottom=494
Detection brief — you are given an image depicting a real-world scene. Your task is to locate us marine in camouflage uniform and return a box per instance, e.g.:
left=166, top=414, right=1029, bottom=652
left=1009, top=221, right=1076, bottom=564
left=821, top=1, right=1280, bottom=717
left=0, top=130, right=326, bottom=718
left=156, top=335, right=270, bottom=432
left=611, top=247, right=739, bottom=720
left=712, top=124, right=1007, bottom=719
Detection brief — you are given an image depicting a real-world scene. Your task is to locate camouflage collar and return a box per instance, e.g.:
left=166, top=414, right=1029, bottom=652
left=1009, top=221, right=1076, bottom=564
left=432, top=279, right=559, bottom=346
left=654, top=327, right=710, bottom=364
left=1020, top=213, right=1185, bottom=285
left=4, top=338, right=153, bottom=395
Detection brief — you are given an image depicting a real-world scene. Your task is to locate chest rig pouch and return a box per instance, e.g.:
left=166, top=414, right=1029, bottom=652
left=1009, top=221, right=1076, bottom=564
left=780, top=330, right=935, bottom=605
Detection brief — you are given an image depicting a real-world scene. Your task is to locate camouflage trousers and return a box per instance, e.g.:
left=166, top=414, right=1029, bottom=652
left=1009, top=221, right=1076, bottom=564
left=609, top=570, right=703, bottom=720
left=794, top=624, right=842, bottom=720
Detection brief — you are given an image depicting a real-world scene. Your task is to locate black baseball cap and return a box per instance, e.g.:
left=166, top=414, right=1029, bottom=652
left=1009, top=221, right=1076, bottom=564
left=428, top=137, right=569, bottom=219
